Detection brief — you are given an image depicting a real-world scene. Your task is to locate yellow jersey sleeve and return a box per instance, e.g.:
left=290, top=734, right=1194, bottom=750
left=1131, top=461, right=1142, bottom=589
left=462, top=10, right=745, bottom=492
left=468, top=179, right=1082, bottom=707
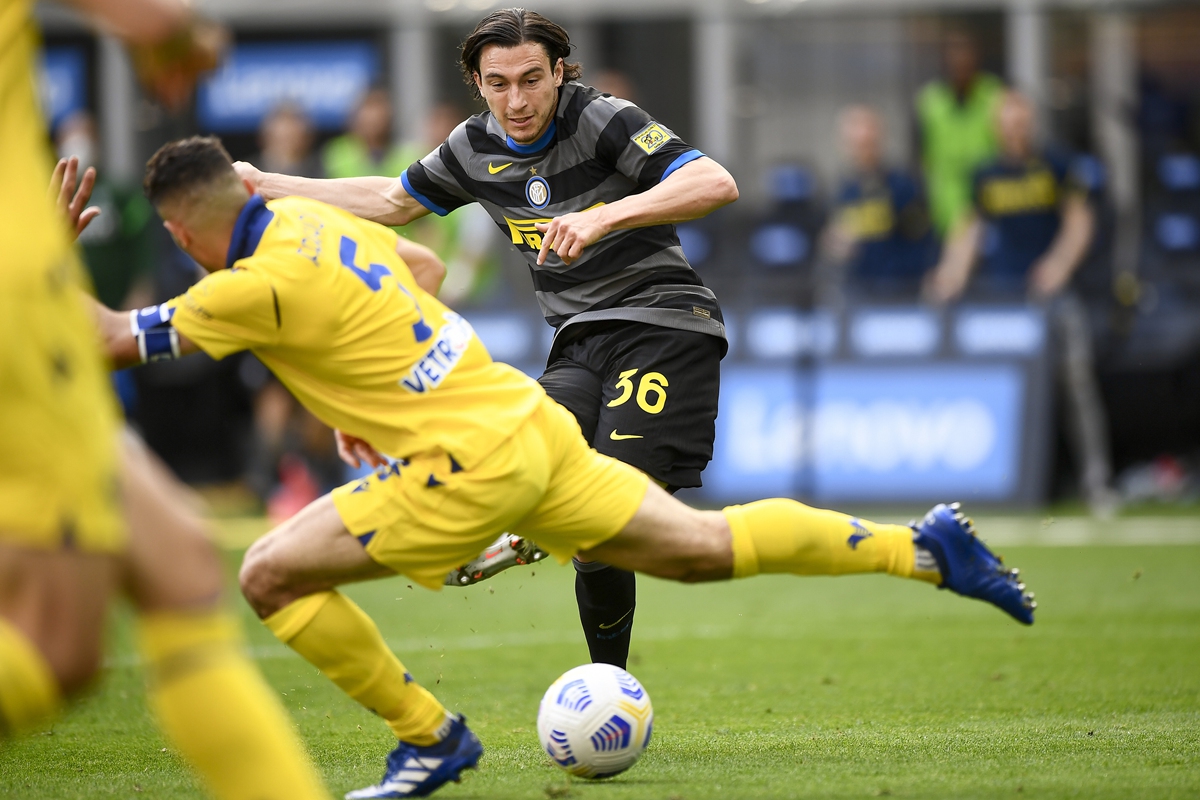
left=168, top=266, right=280, bottom=360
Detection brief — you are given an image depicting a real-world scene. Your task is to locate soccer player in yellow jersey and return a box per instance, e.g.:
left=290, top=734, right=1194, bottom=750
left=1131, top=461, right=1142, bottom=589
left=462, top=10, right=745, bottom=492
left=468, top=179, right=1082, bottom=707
left=0, top=2, right=331, bottom=798
left=94, top=136, right=1036, bottom=800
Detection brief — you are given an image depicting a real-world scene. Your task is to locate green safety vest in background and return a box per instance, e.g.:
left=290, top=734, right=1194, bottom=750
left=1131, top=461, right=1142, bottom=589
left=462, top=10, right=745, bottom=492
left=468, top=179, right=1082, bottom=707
left=77, top=179, right=157, bottom=309
left=917, top=73, right=1004, bottom=237
left=320, top=135, right=410, bottom=182
left=327, top=139, right=500, bottom=306
left=319, top=138, right=462, bottom=276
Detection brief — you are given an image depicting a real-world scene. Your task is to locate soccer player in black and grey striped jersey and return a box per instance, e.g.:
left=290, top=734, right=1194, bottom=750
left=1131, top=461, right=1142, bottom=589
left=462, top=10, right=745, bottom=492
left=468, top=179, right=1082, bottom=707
left=235, top=8, right=739, bottom=670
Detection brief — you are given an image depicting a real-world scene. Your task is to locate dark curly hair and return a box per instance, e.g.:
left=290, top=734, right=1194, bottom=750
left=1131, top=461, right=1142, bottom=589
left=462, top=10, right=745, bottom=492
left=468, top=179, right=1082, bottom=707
left=460, top=8, right=582, bottom=98
left=143, top=135, right=235, bottom=209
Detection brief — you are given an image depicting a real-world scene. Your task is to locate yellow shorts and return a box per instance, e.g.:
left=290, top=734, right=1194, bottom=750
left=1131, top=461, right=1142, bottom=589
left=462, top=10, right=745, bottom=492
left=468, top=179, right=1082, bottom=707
left=0, top=254, right=126, bottom=554
left=332, top=395, right=650, bottom=589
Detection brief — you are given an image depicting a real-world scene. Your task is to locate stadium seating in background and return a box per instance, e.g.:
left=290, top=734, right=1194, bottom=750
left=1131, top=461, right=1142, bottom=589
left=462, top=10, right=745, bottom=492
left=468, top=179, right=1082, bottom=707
left=1143, top=152, right=1200, bottom=292
left=1070, top=153, right=1116, bottom=302
left=1102, top=150, right=1200, bottom=373
left=734, top=164, right=826, bottom=308
left=676, top=207, right=734, bottom=299
left=676, top=221, right=715, bottom=268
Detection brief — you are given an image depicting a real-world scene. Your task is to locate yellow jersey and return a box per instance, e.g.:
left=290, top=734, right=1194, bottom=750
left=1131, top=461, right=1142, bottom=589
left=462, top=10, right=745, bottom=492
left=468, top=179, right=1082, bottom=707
left=0, top=0, right=125, bottom=551
left=167, top=196, right=545, bottom=470
left=1, top=0, right=72, bottom=280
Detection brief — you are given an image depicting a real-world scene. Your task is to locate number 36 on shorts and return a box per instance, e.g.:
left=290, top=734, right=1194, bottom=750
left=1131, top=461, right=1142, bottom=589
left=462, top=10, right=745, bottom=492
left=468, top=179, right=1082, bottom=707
left=607, top=369, right=668, bottom=414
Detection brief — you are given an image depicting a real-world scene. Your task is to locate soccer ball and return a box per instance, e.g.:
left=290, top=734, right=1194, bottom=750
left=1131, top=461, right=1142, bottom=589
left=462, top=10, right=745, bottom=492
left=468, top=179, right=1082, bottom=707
left=537, top=663, right=654, bottom=779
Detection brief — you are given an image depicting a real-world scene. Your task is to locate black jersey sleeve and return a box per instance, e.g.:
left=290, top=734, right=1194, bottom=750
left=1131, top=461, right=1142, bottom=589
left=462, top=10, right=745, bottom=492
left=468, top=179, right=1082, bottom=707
left=401, top=141, right=476, bottom=217
left=594, top=104, right=705, bottom=191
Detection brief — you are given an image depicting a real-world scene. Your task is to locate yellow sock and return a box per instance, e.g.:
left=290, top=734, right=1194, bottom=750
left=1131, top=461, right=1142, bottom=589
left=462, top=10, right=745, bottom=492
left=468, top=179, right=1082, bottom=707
left=265, top=591, right=447, bottom=745
left=0, top=618, right=62, bottom=735
left=138, top=609, right=329, bottom=800
left=724, top=499, right=941, bottom=584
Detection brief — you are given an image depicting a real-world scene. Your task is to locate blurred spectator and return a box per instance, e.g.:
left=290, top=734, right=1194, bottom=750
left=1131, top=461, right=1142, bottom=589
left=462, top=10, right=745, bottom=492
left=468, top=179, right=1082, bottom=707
left=321, top=87, right=408, bottom=179
left=396, top=103, right=502, bottom=306
left=253, top=103, right=322, bottom=178
left=927, top=92, right=1093, bottom=301
left=915, top=29, right=1004, bottom=237
left=56, top=111, right=157, bottom=310
left=927, top=91, right=1118, bottom=516
left=825, top=105, right=936, bottom=299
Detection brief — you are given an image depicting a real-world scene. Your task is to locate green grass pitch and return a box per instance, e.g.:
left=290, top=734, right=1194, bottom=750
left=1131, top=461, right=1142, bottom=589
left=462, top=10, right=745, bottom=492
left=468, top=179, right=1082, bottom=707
left=1, top=518, right=1198, bottom=799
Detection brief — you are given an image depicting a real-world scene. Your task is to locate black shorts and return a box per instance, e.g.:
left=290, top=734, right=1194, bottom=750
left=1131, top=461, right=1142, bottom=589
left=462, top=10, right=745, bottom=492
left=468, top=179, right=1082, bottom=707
left=538, top=322, right=722, bottom=490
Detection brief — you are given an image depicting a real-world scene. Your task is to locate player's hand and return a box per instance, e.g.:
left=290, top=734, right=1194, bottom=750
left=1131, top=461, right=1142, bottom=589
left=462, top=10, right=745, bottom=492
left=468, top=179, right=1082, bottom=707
left=232, top=161, right=264, bottom=192
left=335, top=430, right=387, bottom=470
left=129, top=18, right=228, bottom=112
left=922, top=266, right=963, bottom=306
left=535, top=209, right=609, bottom=266
left=49, top=156, right=101, bottom=240
left=820, top=221, right=857, bottom=263
left=1028, top=255, right=1071, bottom=302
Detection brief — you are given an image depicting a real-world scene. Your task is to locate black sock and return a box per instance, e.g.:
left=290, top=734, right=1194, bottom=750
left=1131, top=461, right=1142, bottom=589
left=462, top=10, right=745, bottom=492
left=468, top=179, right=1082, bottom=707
left=573, top=560, right=636, bottom=669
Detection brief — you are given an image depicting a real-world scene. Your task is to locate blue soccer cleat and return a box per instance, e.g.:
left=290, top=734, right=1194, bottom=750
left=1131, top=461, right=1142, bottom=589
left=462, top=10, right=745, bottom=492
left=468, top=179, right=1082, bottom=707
left=913, top=502, right=1036, bottom=625
left=345, top=715, right=483, bottom=799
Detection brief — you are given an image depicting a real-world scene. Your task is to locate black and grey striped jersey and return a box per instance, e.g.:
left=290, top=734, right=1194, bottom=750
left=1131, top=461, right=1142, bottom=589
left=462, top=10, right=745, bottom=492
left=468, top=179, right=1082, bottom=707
left=402, top=82, right=725, bottom=355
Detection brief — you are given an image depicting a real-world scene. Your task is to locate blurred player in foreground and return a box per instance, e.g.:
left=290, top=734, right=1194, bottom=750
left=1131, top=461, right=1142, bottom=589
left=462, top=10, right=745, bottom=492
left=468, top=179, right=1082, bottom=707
left=0, top=2, right=329, bottom=798
left=94, top=135, right=1037, bottom=799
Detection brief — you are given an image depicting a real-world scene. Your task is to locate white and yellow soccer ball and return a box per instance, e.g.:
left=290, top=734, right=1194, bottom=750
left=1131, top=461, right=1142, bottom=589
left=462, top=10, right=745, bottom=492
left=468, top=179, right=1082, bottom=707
left=537, top=663, right=654, bottom=779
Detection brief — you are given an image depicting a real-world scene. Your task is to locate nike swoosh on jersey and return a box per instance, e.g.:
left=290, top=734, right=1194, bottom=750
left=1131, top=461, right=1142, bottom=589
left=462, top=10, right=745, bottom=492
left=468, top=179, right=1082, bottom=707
left=488, top=162, right=514, bottom=174
left=598, top=607, right=634, bottom=630
left=609, top=430, right=643, bottom=441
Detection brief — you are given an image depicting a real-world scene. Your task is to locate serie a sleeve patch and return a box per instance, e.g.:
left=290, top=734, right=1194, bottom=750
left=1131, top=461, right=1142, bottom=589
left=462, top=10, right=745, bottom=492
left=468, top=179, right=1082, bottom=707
left=630, top=122, right=675, bottom=155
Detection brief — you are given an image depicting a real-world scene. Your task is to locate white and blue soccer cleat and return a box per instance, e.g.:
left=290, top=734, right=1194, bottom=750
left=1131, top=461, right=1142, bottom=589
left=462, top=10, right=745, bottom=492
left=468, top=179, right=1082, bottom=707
left=444, top=533, right=547, bottom=587
left=913, top=502, right=1036, bottom=625
left=345, top=714, right=483, bottom=799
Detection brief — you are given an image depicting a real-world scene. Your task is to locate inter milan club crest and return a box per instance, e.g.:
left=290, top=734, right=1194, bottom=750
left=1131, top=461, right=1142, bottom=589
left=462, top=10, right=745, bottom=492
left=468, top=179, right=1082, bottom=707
left=526, top=175, right=551, bottom=209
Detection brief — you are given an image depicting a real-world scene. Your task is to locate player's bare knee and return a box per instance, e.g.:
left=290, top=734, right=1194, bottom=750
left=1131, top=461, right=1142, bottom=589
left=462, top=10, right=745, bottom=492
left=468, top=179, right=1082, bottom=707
left=237, top=542, right=274, bottom=615
left=239, top=535, right=293, bottom=618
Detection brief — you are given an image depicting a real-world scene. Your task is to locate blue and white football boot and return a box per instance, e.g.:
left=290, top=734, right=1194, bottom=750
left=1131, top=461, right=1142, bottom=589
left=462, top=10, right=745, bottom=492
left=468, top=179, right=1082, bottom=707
left=913, top=503, right=1036, bottom=625
left=345, top=714, right=483, bottom=799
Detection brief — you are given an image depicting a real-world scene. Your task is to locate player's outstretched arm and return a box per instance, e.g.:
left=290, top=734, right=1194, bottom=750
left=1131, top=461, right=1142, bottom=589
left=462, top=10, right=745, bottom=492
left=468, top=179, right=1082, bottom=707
left=233, top=163, right=433, bottom=228
left=90, top=299, right=199, bottom=370
left=535, top=157, right=738, bottom=265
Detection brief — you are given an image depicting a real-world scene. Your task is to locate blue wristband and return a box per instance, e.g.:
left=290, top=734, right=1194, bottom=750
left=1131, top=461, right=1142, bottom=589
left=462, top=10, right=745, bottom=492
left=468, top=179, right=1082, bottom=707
left=129, top=305, right=180, bottom=363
